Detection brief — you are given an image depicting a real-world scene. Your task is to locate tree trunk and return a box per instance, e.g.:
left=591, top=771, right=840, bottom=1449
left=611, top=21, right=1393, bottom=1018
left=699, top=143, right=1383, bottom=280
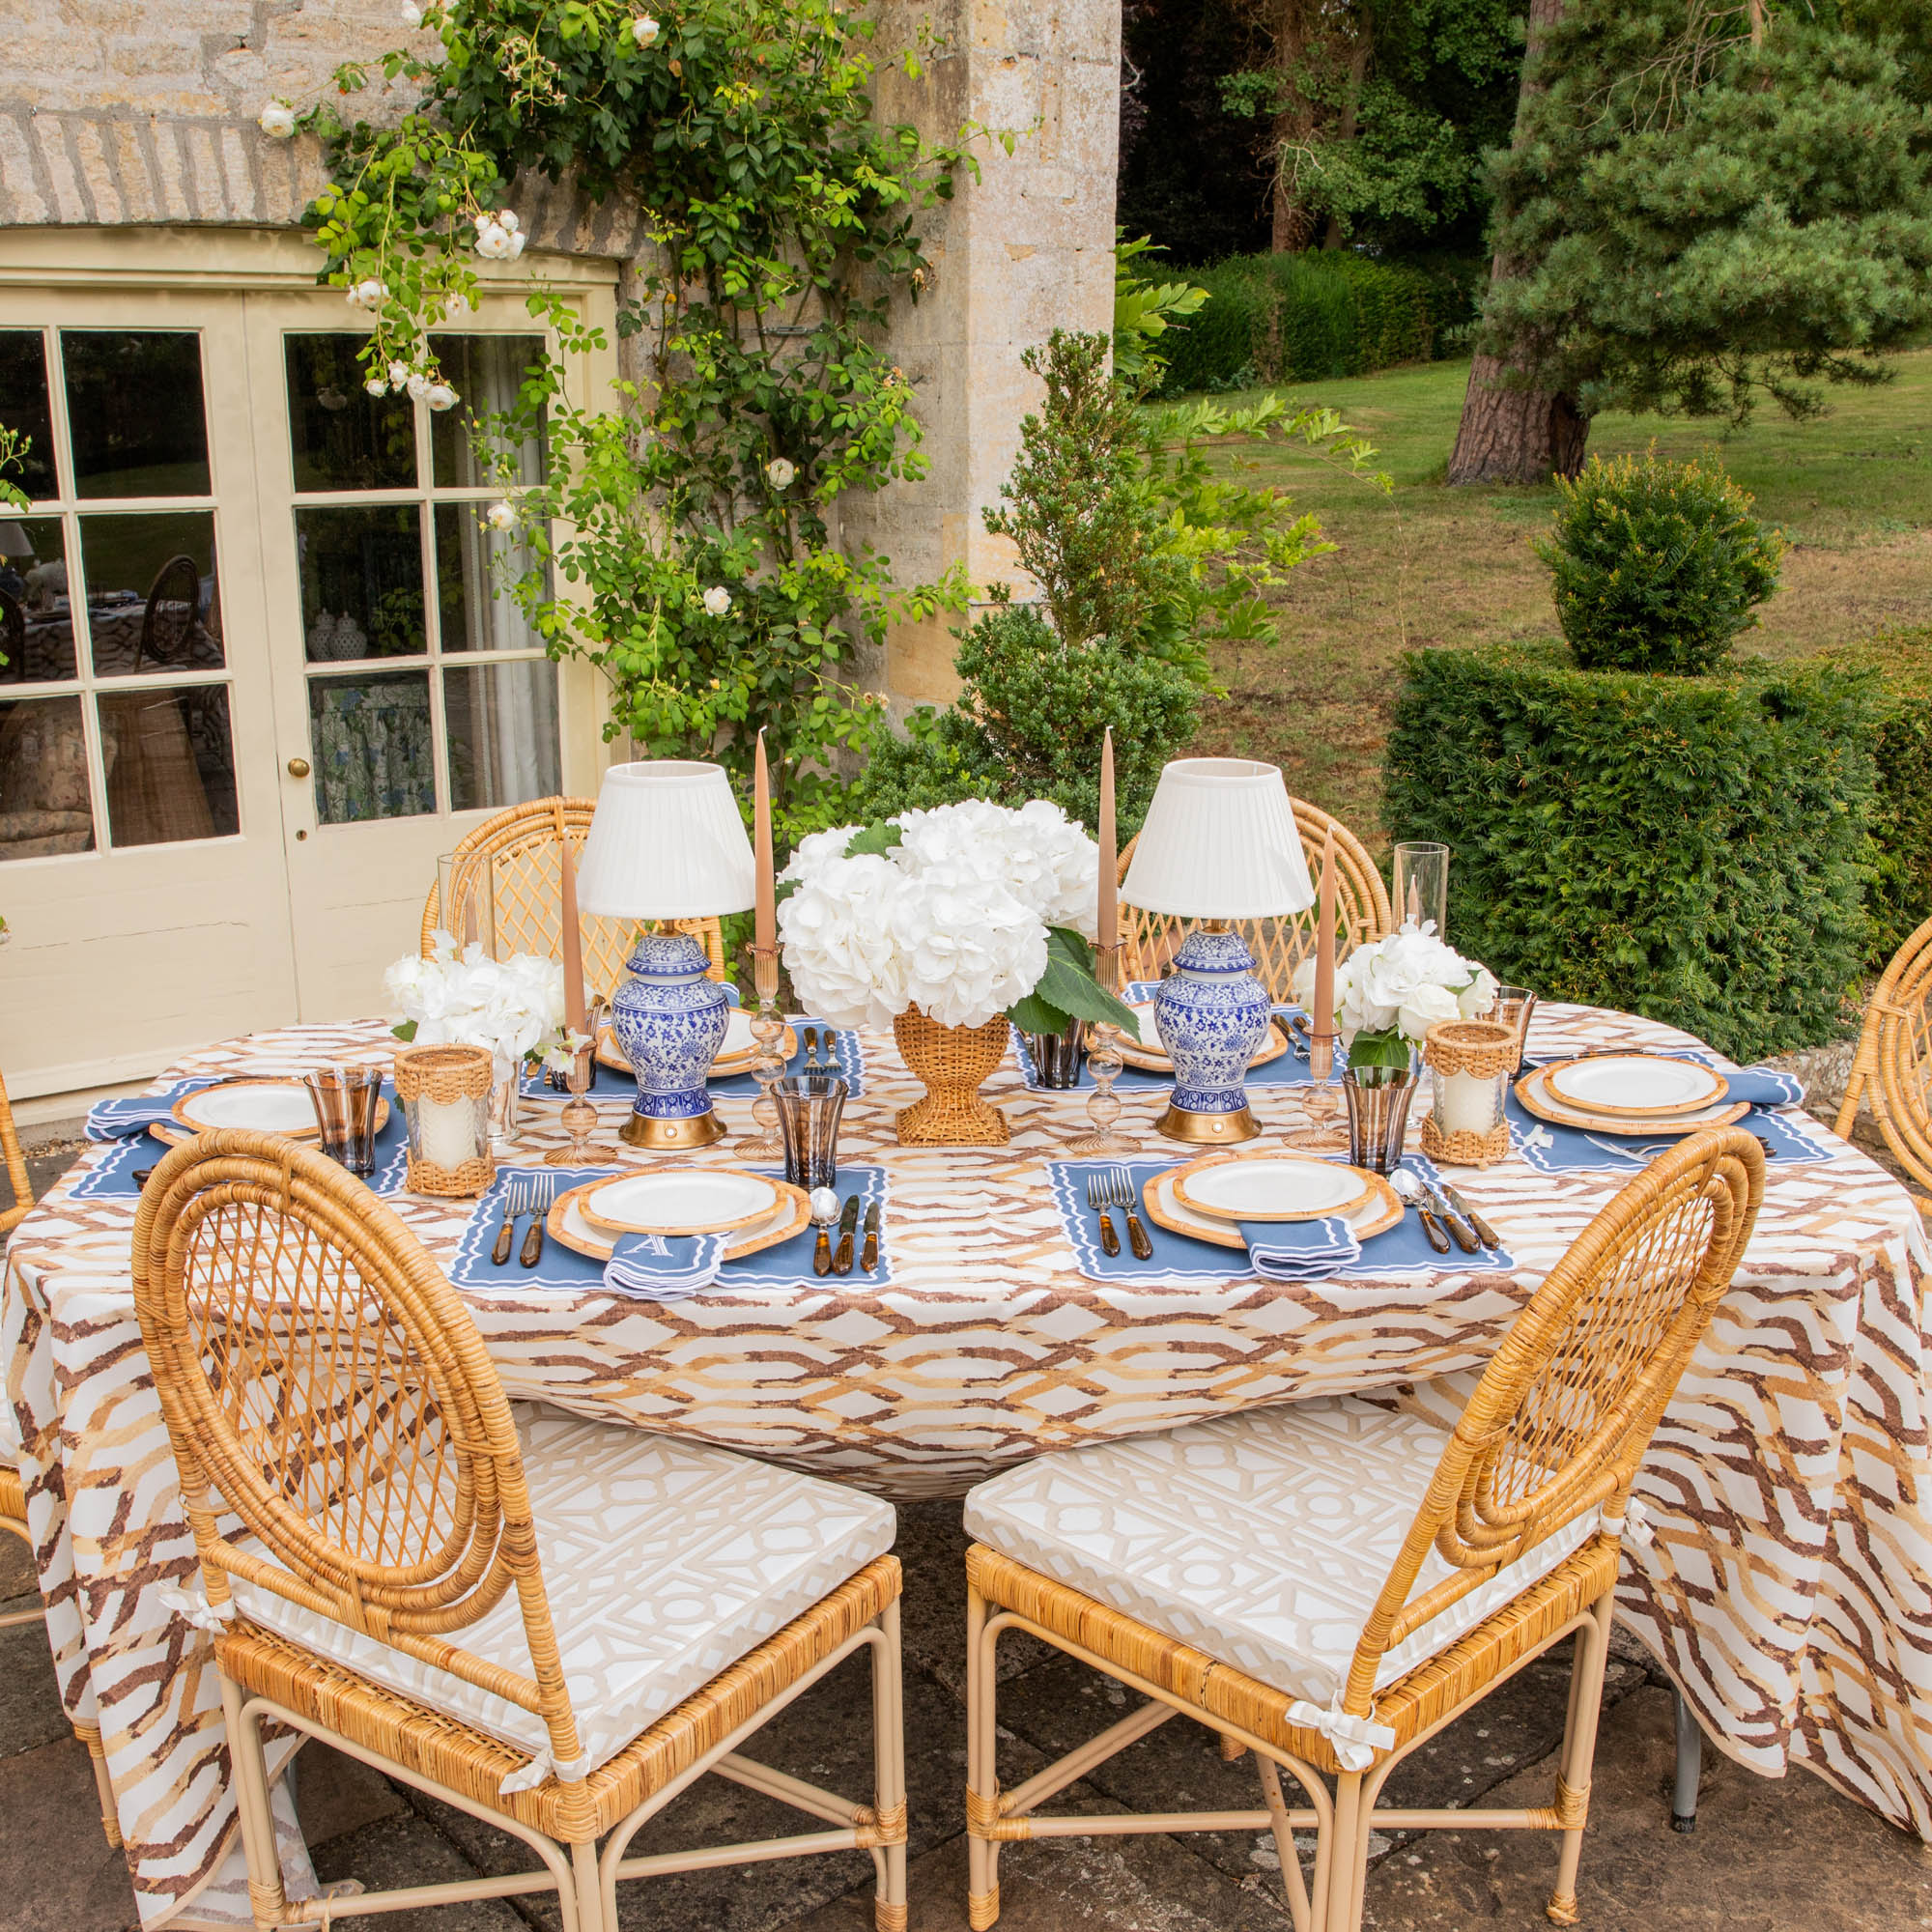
left=1321, top=35, right=1370, bottom=249
left=1446, top=0, right=1586, bottom=485
left=1268, top=0, right=1318, bottom=251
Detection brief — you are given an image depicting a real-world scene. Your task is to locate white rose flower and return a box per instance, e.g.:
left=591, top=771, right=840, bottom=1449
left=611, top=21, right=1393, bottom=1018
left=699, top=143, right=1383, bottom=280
left=765, top=456, right=795, bottom=489
left=425, top=383, right=459, bottom=412
left=352, top=278, right=387, bottom=310
left=497, top=211, right=520, bottom=234
left=504, top=228, right=526, bottom=260
left=387, top=359, right=411, bottom=386
left=402, top=0, right=422, bottom=24
left=406, top=371, right=430, bottom=401
left=701, top=584, right=732, bottom=617
left=486, top=499, right=518, bottom=531
left=632, top=14, right=660, bottom=46
left=258, top=101, right=297, bottom=139
left=363, top=376, right=388, bottom=397
left=472, top=218, right=510, bottom=260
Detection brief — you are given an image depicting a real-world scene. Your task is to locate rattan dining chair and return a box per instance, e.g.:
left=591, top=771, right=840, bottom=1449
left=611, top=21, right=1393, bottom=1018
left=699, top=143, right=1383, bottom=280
left=961, top=1126, right=1765, bottom=1932
left=1117, top=799, right=1391, bottom=1002
left=422, top=797, right=727, bottom=1002
left=131, top=1131, right=906, bottom=1932
left=0, top=1060, right=30, bottom=1237
left=1834, top=911, right=1932, bottom=1208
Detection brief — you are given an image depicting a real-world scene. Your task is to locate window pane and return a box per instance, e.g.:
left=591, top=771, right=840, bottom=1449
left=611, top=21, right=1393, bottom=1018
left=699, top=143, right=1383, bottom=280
left=0, top=517, right=76, bottom=685
left=0, top=694, right=94, bottom=859
left=0, top=332, right=58, bottom=500
left=78, top=511, right=221, bottom=676
left=286, top=334, right=417, bottom=492
left=61, top=331, right=210, bottom=498
left=97, top=684, right=237, bottom=846
left=433, top=502, right=547, bottom=653
left=444, top=660, right=559, bottom=813
left=431, top=335, right=547, bottom=487
left=296, top=504, right=425, bottom=662
left=307, top=669, right=435, bottom=823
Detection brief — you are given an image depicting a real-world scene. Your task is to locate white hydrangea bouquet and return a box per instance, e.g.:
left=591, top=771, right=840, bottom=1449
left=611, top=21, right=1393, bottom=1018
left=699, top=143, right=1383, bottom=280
left=1294, top=921, right=1497, bottom=1078
left=384, top=933, right=584, bottom=1077
left=779, top=799, right=1140, bottom=1037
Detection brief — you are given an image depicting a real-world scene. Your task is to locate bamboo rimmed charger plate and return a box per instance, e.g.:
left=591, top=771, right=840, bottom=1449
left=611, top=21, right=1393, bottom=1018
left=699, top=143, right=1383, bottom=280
left=594, top=1015, right=799, bottom=1078
left=1141, top=1154, right=1402, bottom=1251
left=1541, top=1054, right=1729, bottom=1118
left=150, top=1078, right=390, bottom=1147
left=1114, top=1007, right=1290, bottom=1075
left=1514, top=1064, right=1748, bottom=1138
left=576, top=1166, right=783, bottom=1239
left=548, top=1175, right=811, bottom=1265
left=1172, top=1149, right=1377, bottom=1223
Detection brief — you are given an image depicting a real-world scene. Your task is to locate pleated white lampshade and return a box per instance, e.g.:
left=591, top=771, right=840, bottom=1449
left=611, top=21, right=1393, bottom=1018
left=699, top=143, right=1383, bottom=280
left=1122, top=757, right=1314, bottom=919
left=576, top=760, right=756, bottom=919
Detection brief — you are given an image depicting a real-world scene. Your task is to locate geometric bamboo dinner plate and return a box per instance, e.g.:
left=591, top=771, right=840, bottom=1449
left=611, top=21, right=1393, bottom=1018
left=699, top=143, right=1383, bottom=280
left=547, top=1176, right=812, bottom=1265
left=1514, top=1063, right=1749, bottom=1138
left=1542, top=1053, right=1729, bottom=1118
left=1171, top=1149, right=1377, bottom=1223
left=1115, top=1011, right=1290, bottom=1075
left=594, top=1016, right=799, bottom=1078
left=576, top=1166, right=783, bottom=1238
left=1141, top=1156, right=1403, bottom=1251
left=151, top=1078, right=390, bottom=1146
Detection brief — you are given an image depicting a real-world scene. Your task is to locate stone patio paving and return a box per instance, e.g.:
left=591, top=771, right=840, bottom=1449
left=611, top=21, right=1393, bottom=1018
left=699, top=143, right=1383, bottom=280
left=7, top=1086, right=1931, bottom=1931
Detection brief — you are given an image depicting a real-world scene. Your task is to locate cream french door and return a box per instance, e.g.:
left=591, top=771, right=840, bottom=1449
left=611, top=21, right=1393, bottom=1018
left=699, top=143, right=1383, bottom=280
left=0, top=231, right=619, bottom=1098
left=0, top=289, right=298, bottom=1098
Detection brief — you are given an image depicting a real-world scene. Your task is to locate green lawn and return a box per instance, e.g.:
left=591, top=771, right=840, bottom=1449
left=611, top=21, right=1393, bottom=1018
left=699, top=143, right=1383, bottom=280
left=1188, top=350, right=1932, bottom=844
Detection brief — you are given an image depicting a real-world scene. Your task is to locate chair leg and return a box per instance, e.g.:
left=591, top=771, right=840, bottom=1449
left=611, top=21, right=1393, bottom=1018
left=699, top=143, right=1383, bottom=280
left=1669, top=1689, right=1702, bottom=1834
left=1219, top=1731, right=1248, bottom=1763
left=569, top=1838, right=604, bottom=1932
left=1255, top=1753, right=1313, bottom=1932
left=220, top=1677, right=289, bottom=1931
left=965, top=1581, right=1002, bottom=1930
left=872, top=1602, right=909, bottom=1932
left=1546, top=1594, right=1614, bottom=1926
left=1322, top=1770, right=1370, bottom=1932
left=71, top=1720, right=122, bottom=1848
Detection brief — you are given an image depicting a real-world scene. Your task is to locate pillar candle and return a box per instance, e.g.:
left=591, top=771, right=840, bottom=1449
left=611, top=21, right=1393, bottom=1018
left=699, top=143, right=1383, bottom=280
left=1096, top=727, right=1117, bottom=959
left=1311, top=824, right=1337, bottom=1042
left=417, top=1094, right=479, bottom=1170
left=558, top=833, right=587, bottom=1037
left=1436, top=1067, right=1503, bottom=1136
left=753, top=727, right=776, bottom=955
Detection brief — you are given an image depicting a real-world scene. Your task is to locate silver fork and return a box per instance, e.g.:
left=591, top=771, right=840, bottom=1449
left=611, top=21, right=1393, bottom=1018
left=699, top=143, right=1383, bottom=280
left=1085, top=1171, right=1121, bottom=1258
left=491, top=1179, right=526, bottom=1266
left=520, top=1172, right=559, bottom=1268
left=1101, top=1167, right=1154, bottom=1259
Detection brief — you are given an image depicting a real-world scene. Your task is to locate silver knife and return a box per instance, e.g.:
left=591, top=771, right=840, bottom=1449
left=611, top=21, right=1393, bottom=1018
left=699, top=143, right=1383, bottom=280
left=833, top=1193, right=861, bottom=1275
left=1422, top=1177, right=1480, bottom=1255
left=1441, top=1182, right=1500, bottom=1250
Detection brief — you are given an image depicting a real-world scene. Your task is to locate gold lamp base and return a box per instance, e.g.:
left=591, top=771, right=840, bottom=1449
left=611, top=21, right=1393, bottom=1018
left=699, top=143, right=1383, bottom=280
left=1154, top=1101, right=1261, bottom=1146
left=619, top=1108, right=727, bottom=1151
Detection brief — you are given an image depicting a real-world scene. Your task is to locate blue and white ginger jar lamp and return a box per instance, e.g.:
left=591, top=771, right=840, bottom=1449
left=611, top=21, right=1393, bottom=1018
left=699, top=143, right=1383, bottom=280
left=1121, top=757, right=1315, bottom=1144
left=575, top=759, right=755, bottom=1151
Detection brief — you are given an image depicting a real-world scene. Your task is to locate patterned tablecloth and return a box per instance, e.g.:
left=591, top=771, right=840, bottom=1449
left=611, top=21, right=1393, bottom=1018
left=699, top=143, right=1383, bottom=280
left=7, top=1003, right=1932, bottom=1924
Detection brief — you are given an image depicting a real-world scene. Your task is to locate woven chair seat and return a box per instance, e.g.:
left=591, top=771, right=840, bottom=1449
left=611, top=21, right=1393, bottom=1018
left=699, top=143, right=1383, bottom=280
left=964, top=1395, right=1600, bottom=1716
left=229, top=1407, right=895, bottom=1787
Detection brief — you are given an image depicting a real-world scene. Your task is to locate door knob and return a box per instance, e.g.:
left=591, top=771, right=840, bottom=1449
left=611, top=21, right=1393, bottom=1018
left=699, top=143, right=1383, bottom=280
left=286, top=757, right=311, bottom=779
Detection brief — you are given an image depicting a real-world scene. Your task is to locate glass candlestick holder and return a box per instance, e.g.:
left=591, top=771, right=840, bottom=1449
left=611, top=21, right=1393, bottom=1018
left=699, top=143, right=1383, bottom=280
left=547, top=1007, right=619, bottom=1168
left=738, top=944, right=787, bottom=1160
left=1068, top=944, right=1133, bottom=1156
left=1286, top=1030, right=1350, bottom=1151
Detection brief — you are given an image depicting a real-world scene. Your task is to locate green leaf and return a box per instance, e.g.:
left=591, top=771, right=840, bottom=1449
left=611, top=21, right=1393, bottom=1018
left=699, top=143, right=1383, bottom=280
left=391, top=1020, right=418, bottom=1042
left=842, top=819, right=904, bottom=858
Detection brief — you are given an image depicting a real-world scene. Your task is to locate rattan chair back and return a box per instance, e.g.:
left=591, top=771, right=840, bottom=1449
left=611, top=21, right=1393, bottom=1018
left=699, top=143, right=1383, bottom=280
left=1117, top=799, right=1391, bottom=1002
left=420, top=796, right=726, bottom=1002
left=0, top=1061, right=31, bottom=1237
left=1834, top=911, right=1932, bottom=1197
left=1341, top=1126, right=1764, bottom=1711
left=131, top=1131, right=585, bottom=1773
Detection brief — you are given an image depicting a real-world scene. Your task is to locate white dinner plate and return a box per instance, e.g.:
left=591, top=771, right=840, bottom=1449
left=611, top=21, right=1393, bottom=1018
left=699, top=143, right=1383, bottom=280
left=1173, top=1151, right=1375, bottom=1223
left=1114, top=1010, right=1289, bottom=1073
left=595, top=1019, right=797, bottom=1077
left=549, top=1182, right=810, bottom=1264
left=1544, top=1055, right=1727, bottom=1117
left=171, top=1080, right=324, bottom=1138
left=577, top=1167, right=782, bottom=1237
left=1141, top=1163, right=1402, bottom=1251
left=1514, top=1065, right=1748, bottom=1138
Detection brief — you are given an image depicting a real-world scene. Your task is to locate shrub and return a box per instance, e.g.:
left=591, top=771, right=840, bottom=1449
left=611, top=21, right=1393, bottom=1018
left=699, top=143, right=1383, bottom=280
left=1535, top=452, right=1785, bottom=674
left=1155, top=250, right=1482, bottom=396
left=1383, top=641, right=1878, bottom=1062
left=1827, top=626, right=1932, bottom=966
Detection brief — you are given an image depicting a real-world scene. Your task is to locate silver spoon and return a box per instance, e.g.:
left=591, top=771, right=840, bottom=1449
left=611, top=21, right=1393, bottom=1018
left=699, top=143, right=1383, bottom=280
left=1391, top=1170, right=1451, bottom=1255
left=810, top=1185, right=838, bottom=1276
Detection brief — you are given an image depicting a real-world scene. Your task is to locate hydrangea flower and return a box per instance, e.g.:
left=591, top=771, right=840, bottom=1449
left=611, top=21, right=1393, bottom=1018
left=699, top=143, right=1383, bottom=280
left=385, top=936, right=581, bottom=1074
left=1292, top=921, right=1496, bottom=1048
left=258, top=101, right=297, bottom=139
left=701, top=584, right=732, bottom=616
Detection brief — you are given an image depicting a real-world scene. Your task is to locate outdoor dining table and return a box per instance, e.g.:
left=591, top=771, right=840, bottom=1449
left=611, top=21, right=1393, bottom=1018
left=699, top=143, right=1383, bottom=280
left=6, top=999, right=1931, bottom=1925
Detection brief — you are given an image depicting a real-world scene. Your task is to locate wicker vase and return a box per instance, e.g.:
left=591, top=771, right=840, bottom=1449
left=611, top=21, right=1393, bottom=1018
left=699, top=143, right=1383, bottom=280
left=893, top=1008, right=1011, bottom=1147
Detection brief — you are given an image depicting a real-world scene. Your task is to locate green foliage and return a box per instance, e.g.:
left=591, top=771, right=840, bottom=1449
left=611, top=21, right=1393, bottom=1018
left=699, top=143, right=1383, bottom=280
left=1480, top=2, right=1932, bottom=424
left=0, top=423, right=26, bottom=669
left=1155, top=249, right=1483, bottom=395
left=1826, top=627, right=1932, bottom=966
left=281, top=0, right=980, bottom=841
left=1535, top=451, right=1785, bottom=674
left=1383, top=641, right=1878, bottom=1062
left=1113, top=232, right=1210, bottom=397
left=1009, top=925, right=1144, bottom=1040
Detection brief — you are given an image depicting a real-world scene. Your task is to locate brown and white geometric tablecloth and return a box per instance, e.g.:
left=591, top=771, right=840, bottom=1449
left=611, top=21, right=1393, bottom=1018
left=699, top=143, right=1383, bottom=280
left=6, top=1003, right=1931, bottom=1923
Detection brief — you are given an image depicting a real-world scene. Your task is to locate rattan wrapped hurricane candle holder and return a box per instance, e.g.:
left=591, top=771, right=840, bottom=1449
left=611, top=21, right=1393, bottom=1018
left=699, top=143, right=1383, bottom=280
left=894, top=1008, right=1011, bottom=1147
left=1420, top=1018, right=1516, bottom=1167
left=394, top=1043, right=496, bottom=1197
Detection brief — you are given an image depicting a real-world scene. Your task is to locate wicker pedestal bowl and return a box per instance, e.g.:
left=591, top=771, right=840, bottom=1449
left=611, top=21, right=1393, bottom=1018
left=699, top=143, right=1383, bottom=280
left=893, top=1008, right=1011, bottom=1146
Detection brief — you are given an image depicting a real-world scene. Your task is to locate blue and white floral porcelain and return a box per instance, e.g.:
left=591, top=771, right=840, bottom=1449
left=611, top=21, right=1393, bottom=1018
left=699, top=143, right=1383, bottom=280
left=1153, top=928, right=1271, bottom=1121
left=609, top=931, right=729, bottom=1125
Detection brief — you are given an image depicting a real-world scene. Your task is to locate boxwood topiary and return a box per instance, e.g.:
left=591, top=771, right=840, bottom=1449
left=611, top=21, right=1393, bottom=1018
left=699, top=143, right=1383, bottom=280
left=1383, top=641, right=1878, bottom=1062
left=1535, top=452, right=1785, bottom=674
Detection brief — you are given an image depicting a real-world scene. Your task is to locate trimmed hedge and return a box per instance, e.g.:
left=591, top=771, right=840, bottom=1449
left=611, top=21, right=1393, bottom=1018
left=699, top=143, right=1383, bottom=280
left=1828, top=626, right=1932, bottom=966
left=1156, top=250, right=1482, bottom=395
left=1383, top=642, right=1879, bottom=1063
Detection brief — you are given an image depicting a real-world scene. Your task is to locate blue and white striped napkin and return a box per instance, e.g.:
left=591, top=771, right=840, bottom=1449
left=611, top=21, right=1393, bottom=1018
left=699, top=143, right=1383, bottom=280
left=602, top=1231, right=729, bottom=1300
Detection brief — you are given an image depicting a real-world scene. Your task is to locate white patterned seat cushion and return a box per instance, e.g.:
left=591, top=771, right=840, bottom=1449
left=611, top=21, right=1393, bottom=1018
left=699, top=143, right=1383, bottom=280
left=963, top=1394, right=1599, bottom=1712
left=230, top=1406, right=895, bottom=1780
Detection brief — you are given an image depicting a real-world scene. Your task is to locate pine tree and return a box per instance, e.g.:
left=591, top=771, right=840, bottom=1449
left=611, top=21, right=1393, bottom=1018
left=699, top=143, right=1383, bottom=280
left=1448, top=1, right=1932, bottom=484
